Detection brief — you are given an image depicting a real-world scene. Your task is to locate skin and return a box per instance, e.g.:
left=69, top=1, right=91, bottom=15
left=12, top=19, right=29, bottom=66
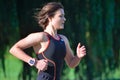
left=9, top=8, right=86, bottom=73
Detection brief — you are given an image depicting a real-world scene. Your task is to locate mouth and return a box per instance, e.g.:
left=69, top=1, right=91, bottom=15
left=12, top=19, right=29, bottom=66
left=61, top=23, right=64, bottom=26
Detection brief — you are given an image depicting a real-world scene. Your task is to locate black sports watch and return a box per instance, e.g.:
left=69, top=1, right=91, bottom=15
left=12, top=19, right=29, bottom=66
left=28, top=58, right=36, bottom=66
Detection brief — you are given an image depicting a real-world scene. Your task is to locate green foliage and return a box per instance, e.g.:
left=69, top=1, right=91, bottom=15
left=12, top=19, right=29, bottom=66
left=0, top=0, right=120, bottom=80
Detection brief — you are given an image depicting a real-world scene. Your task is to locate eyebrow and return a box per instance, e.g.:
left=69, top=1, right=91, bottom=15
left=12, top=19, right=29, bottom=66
left=60, top=13, right=65, bottom=16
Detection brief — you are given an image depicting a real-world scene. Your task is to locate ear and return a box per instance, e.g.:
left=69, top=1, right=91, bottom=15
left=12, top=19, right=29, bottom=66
left=48, top=17, right=52, bottom=22
left=48, top=16, right=53, bottom=23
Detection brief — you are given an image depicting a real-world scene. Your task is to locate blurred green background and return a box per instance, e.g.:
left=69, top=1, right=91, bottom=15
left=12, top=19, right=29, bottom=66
left=0, top=0, right=120, bottom=80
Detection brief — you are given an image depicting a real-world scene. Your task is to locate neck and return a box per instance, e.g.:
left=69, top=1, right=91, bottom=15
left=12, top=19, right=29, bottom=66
left=44, top=25, right=58, bottom=37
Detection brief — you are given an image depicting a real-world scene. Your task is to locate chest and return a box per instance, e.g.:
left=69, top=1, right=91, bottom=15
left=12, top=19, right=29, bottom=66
left=43, top=38, right=66, bottom=60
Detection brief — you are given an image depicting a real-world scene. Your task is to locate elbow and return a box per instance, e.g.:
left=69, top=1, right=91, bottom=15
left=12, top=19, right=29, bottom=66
left=69, top=66, right=75, bottom=68
left=68, top=63, right=77, bottom=68
left=9, top=45, right=17, bottom=55
left=70, top=66, right=77, bottom=68
left=9, top=47, right=14, bottom=54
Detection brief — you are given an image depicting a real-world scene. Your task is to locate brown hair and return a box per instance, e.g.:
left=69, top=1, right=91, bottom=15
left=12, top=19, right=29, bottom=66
left=34, top=2, right=64, bottom=29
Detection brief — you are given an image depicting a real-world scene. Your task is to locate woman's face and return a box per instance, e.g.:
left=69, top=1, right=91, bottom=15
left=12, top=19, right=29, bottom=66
left=50, top=9, right=66, bottom=30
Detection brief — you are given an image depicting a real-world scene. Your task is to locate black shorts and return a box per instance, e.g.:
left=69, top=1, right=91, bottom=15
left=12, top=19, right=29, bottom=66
left=37, top=72, right=53, bottom=80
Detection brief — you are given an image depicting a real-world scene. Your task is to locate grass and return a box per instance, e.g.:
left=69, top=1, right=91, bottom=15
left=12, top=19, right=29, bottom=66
left=0, top=47, right=22, bottom=80
left=0, top=47, right=120, bottom=80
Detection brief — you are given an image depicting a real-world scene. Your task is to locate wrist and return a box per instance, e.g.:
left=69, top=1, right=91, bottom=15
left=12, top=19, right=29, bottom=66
left=28, top=58, right=37, bottom=66
left=76, top=56, right=81, bottom=60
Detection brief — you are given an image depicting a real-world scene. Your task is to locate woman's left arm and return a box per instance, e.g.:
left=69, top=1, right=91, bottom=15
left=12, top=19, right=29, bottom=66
left=69, top=43, right=86, bottom=68
left=60, top=35, right=86, bottom=68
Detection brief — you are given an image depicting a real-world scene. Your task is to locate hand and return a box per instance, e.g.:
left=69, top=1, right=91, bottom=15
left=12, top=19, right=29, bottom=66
left=76, top=43, right=86, bottom=59
left=35, top=59, right=48, bottom=73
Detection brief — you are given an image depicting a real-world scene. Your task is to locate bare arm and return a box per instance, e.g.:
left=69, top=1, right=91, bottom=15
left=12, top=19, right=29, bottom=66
left=9, top=32, right=49, bottom=72
left=9, top=32, right=43, bottom=64
left=60, top=35, right=86, bottom=68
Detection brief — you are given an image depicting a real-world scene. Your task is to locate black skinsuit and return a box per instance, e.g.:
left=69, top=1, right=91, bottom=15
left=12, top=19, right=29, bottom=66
left=37, top=32, right=66, bottom=80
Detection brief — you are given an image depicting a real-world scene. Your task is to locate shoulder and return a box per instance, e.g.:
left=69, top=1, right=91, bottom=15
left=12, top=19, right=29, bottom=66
left=59, top=34, right=67, bottom=40
left=25, top=32, right=48, bottom=43
left=59, top=34, right=69, bottom=44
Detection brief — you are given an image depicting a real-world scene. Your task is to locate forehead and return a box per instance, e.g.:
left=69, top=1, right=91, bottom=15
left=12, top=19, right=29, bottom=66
left=55, top=9, right=65, bottom=15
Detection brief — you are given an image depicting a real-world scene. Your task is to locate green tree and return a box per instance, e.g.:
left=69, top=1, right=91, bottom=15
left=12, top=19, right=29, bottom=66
left=0, top=0, right=120, bottom=80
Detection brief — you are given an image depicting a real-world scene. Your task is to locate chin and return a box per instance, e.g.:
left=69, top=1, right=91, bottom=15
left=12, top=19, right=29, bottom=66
left=61, top=25, right=64, bottom=29
left=57, top=25, right=64, bottom=30
left=59, top=27, right=64, bottom=30
left=58, top=28, right=64, bottom=30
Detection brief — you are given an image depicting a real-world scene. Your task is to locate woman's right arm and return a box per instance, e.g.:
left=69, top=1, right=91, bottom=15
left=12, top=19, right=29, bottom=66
left=9, top=32, right=48, bottom=71
left=9, top=33, right=43, bottom=64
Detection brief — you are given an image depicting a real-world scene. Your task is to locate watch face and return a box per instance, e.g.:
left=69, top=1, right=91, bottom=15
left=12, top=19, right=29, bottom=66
left=29, top=60, right=35, bottom=65
left=29, top=60, right=35, bottom=66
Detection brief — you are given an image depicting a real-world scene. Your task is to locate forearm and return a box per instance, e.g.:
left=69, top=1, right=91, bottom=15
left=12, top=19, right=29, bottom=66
left=9, top=47, right=32, bottom=63
left=69, top=56, right=81, bottom=68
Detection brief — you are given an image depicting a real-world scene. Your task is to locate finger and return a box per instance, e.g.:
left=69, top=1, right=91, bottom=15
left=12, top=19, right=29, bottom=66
left=79, top=43, right=81, bottom=46
left=42, top=65, right=48, bottom=71
left=45, top=66, right=48, bottom=70
left=82, top=48, right=86, bottom=51
left=38, top=69, right=41, bottom=74
left=81, top=45, right=85, bottom=49
left=83, top=50, right=86, bottom=54
left=77, top=43, right=81, bottom=48
left=83, top=50, right=86, bottom=52
left=44, top=61, right=48, bottom=67
left=44, top=59, right=48, bottom=63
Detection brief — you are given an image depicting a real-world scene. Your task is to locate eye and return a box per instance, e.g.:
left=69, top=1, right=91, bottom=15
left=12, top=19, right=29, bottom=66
left=59, top=15, right=63, bottom=17
left=59, top=14, right=64, bottom=18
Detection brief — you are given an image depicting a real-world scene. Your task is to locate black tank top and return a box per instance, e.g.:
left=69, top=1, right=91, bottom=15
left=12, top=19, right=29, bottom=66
left=37, top=32, right=66, bottom=80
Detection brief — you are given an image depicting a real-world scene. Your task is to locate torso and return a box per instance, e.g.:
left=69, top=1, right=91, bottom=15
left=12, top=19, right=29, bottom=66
left=34, top=32, right=66, bottom=80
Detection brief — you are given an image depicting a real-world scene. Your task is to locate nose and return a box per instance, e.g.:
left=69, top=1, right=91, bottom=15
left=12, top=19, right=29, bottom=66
left=64, top=17, right=66, bottom=21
